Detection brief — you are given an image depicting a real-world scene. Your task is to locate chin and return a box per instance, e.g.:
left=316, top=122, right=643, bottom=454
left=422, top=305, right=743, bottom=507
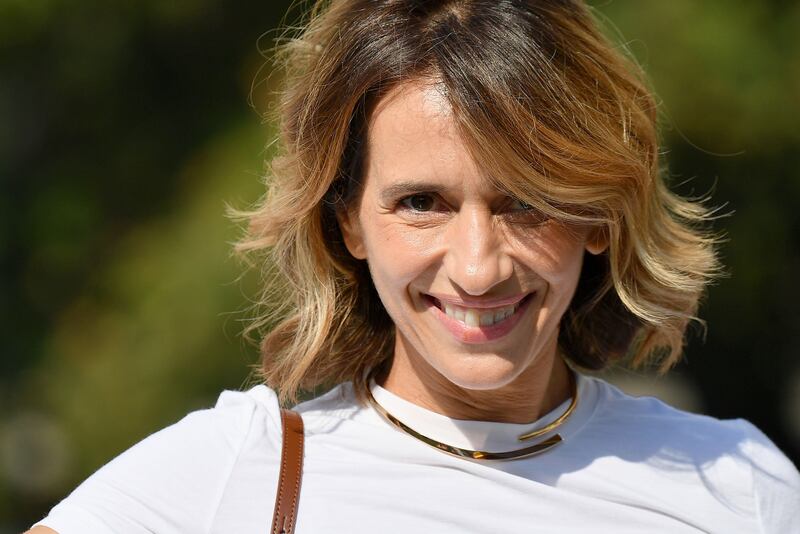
left=434, top=354, right=524, bottom=391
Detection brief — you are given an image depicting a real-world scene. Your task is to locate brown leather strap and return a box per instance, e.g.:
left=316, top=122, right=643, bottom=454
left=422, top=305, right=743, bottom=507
left=271, top=408, right=304, bottom=534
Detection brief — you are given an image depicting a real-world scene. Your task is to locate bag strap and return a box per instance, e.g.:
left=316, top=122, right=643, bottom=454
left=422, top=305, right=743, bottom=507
left=271, top=408, right=305, bottom=534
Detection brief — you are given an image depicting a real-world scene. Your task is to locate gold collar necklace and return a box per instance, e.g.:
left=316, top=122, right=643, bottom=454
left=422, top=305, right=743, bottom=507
left=365, top=372, right=579, bottom=461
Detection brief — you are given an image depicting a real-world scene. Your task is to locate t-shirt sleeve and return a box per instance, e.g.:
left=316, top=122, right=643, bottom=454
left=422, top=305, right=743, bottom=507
left=736, top=419, right=800, bottom=534
left=30, top=386, right=281, bottom=534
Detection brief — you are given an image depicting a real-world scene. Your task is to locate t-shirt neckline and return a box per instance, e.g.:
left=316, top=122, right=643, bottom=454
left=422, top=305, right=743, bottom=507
left=368, top=373, right=598, bottom=452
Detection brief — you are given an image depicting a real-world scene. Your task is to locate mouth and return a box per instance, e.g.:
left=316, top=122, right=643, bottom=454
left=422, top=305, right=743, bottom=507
left=422, top=293, right=535, bottom=343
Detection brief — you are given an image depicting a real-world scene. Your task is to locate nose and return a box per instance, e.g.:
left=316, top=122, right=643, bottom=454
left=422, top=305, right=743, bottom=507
left=443, top=206, right=513, bottom=296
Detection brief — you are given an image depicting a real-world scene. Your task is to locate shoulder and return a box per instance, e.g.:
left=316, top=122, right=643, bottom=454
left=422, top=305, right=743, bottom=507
left=587, top=377, right=791, bottom=458
left=117, top=384, right=285, bottom=469
left=294, top=381, right=360, bottom=416
left=733, top=419, right=800, bottom=533
left=187, top=384, right=285, bottom=446
left=585, top=376, right=800, bottom=530
left=291, top=382, right=367, bottom=434
left=32, top=385, right=284, bottom=534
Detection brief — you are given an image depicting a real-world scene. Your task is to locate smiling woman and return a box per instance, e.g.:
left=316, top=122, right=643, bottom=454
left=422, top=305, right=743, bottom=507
left=29, top=0, right=799, bottom=533
left=335, top=80, right=606, bottom=420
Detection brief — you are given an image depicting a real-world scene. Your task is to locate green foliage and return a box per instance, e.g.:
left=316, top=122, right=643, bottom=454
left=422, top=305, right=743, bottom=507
left=2, top=0, right=799, bottom=529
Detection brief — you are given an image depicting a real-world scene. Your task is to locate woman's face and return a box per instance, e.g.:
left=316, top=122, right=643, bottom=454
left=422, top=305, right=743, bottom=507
left=339, top=81, right=606, bottom=392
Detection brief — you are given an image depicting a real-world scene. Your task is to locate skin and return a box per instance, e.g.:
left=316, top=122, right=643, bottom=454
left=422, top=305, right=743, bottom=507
left=339, top=80, right=607, bottom=424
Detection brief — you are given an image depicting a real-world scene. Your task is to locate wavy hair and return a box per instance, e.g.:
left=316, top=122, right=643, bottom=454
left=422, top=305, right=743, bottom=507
left=234, top=0, right=722, bottom=404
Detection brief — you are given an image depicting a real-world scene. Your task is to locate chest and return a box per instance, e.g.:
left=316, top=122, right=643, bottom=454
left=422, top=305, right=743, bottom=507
left=212, top=443, right=756, bottom=534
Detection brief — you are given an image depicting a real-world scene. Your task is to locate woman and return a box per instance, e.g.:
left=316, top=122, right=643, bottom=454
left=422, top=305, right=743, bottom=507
left=29, top=0, right=799, bottom=532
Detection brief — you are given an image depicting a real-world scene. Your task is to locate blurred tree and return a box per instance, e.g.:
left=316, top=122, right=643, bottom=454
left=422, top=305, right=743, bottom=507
left=0, top=0, right=293, bottom=526
left=2, top=0, right=798, bottom=530
left=594, top=0, right=800, bottom=463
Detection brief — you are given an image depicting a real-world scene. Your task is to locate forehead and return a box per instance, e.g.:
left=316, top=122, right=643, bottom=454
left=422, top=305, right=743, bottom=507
left=369, top=80, right=454, bottom=137
left=365, top=81, right=484, bottom=187
left=370, top=80, right=453, bottom=127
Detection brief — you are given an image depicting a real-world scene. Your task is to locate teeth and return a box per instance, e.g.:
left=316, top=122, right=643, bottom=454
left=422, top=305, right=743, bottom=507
left=441, top=301, right=520, bottom=327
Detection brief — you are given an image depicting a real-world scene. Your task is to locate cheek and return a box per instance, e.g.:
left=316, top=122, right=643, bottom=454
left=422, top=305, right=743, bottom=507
left=515, top=225, right=587, bottom=293
left=361, top=217, right=440, bottom=298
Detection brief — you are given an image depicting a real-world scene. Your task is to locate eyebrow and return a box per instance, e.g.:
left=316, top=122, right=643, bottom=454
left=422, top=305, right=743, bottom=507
left=378, top=181, right=446, bottom=203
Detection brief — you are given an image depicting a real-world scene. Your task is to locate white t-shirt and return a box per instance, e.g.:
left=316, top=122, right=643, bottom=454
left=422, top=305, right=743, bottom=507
left=33, top=374, right=800, bottom=533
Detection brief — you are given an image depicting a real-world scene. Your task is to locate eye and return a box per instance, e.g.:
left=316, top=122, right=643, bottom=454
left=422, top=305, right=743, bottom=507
left=399, top=193, right=438, bottom=212
left=505, top=197, right=549, bottom=225
left=509, top=198, right=533, bottom=211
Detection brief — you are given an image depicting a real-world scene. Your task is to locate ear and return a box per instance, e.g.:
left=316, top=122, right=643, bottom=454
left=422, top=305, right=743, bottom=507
left=336, top=208, right=367, bottom=260
left=585, top=226, right=609, bottom=256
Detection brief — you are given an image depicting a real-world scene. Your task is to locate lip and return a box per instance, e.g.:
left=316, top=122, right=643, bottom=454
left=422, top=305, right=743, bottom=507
left=423, top=292, right=535, bottom=344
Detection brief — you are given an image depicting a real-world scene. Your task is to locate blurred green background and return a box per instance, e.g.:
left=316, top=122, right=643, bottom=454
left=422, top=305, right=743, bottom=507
left=2, top=1, right=799, bottom=530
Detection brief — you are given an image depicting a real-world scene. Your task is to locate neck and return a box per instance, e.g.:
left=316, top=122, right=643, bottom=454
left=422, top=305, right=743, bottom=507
left=378, top=332, right=571, bottom=423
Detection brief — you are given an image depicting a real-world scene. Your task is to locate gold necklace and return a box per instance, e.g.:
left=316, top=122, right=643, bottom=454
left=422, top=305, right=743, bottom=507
left=365, top=371, right=579, bottom=461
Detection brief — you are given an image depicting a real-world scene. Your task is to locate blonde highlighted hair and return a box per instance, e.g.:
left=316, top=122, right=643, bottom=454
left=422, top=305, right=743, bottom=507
left=235, top=0, right=722, bottom=404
